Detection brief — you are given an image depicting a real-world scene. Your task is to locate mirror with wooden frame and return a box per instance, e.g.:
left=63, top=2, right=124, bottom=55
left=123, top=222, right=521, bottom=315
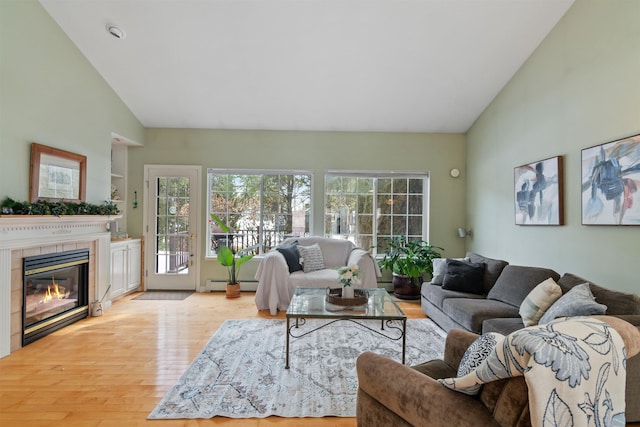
left=30, top=142, right=87, bottom=203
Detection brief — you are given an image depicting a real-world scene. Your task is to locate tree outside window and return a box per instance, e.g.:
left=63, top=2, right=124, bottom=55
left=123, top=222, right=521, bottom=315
left=325, top=173, right=428, bottom=255
left=207, top=170, right=312, bottom=256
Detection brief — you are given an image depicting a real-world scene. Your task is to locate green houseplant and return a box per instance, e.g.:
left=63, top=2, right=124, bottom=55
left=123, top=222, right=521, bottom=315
left=210, top=214, right=258, bottom=298
left=378, top=236, right=443, bottom=300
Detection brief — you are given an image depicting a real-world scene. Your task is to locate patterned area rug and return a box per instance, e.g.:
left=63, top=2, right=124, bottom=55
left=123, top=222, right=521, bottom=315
left=132, top=291, right=193, bottom=300
left=148, top=318, right=446, bottom=419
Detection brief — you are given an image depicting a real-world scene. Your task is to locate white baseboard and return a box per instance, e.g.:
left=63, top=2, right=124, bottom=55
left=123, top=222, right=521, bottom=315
left=203, top=280, right=258, bottom=292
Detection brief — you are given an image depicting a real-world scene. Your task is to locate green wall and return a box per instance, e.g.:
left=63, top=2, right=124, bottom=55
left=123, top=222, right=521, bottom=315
left=5, top=0, right=636, bottom=295
left=130, top=129, right=467, bottom=284
left=466, top=0, right=640, bottom=293
left=0, top=0, right=144, bottom=204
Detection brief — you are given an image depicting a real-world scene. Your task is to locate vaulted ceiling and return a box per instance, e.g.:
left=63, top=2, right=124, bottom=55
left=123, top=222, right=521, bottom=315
left=40, top=0, right=574, bottom=133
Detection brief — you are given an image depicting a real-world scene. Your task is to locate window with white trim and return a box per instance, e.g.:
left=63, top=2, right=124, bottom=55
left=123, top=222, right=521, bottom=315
left=207, top=169, right=312, bottom=256
left=324, top=172, right=430, bottom=255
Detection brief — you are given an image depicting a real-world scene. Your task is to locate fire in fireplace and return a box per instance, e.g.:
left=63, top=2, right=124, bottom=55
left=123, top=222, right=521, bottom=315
left=23, top=249, right=89, bottom=345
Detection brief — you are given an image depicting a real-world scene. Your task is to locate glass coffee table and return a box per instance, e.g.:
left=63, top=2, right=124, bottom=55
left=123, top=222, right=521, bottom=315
left=285, top=287, right=407, bottom=369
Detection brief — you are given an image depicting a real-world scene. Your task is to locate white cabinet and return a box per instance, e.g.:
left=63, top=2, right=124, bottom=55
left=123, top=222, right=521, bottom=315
left=110, top=243, right=127, bottom=297
left=110, top=239, right=142, bottom=299
left=127, top=240, right=142, bottom=291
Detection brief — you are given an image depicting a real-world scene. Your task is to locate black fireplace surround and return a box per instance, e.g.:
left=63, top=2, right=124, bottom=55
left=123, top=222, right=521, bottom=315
left=23, top=249, right=89, bottom=345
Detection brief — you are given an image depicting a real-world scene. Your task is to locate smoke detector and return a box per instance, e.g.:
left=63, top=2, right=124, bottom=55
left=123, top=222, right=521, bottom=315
left=107, top=25, right=125, bottom=39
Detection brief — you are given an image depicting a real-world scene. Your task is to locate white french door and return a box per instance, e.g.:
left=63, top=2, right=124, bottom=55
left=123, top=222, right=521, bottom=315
left=144, top=165, right=201, bottom=290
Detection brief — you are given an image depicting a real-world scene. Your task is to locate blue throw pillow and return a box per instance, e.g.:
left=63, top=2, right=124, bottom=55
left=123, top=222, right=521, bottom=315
left=276, top=242, right=302, bottom=273
left=539, top=283, right=607, bottom=324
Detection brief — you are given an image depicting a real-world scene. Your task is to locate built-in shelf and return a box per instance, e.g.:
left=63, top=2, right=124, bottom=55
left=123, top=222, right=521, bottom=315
left=110, top=132, right=142, bottom=238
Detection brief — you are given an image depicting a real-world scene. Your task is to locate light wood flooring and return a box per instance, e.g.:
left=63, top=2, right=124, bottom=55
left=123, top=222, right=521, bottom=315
left=0, top=291, right=424, bottom=427
left=3, top=293, right=638, bottom=427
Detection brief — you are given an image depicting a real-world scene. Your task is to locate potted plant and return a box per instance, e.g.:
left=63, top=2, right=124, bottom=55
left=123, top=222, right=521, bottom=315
left=378, top=236, right=443, bottom=300
left=210, top=214, right=258, bottom=298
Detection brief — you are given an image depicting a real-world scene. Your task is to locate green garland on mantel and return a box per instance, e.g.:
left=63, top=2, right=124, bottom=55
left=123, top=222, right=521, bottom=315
left=1, top=197, right=120, bottom=217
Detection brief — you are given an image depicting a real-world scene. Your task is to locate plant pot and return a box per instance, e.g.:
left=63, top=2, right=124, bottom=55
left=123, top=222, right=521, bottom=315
left=392, top=273, right=421, bottom=300
left=225, top=283, right=241, bottom=299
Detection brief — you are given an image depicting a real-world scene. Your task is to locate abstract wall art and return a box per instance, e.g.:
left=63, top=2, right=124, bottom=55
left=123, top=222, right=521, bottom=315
left=514, top=156, right=564, bottom=225
left=582, top=133, right=640, bottom=225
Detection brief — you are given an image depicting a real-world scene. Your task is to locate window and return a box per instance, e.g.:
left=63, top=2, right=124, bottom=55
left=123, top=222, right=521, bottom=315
left=324, top=171, right=429, bottom=255
left=207, top=169, right=312, bottom=256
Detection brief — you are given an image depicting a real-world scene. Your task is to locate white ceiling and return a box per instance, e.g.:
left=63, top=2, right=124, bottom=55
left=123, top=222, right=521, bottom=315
left=40, top=0, right=574, bottom=133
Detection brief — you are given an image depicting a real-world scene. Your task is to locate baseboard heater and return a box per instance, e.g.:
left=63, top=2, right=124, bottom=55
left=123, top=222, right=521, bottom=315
left=204, top=280, right=258, bottom=292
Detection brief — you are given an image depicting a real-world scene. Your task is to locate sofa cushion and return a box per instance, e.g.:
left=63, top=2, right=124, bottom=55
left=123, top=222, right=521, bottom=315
left=298, top=243, right=325, bottom=273
left=431, top=257, right=469, bottom=285
left=442, top=298, right=520, bottom=334
left=442, top=260, right=485, bottom=294
left=486, top=265, right=560, bottom=308
left=480, top=376, right=530, bottom=427
left=286, top=237, right=355, bottom=268
left=289, top=268, right=338, bottom=288
left=518, top=277, right=562, bottom=326
left=421, top=282, right=485, bottom=310
left=453, top=332, right=504, bottom=396
left=431, top=258, right=448, bottom=285
left=457, top=332, right=503, bottom=378
left=411, top=359, right=457, bottom=380
left=466, top=252, right=509, bottom=294
left=539, top=283, right=607, bottom=324
left=482, top=317, right=525, bottom=335
left=276, top=242, right=302, bottom=273
left=558, top=273, right=640, bottom=315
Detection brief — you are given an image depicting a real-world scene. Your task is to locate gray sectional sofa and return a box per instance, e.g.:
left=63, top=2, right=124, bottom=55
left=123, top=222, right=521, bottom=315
left=420, top=251, right=640, bottom=421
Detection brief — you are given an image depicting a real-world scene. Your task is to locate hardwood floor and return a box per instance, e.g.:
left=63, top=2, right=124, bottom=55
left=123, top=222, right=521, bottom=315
left=0, top=291, right=424, bottom=427
left=3, top=293, right=638, bottom=427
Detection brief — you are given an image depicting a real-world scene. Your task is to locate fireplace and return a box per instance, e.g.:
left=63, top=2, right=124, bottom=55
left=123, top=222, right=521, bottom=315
left=23, top=249, right=90, bottom=346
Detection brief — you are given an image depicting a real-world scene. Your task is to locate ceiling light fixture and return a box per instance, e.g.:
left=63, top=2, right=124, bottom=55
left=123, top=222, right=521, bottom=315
left=106, top=25, right=125, bottom=39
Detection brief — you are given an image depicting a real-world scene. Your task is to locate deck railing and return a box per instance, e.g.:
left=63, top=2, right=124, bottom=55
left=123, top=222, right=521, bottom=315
left=211, top=228, right=308, bottom=254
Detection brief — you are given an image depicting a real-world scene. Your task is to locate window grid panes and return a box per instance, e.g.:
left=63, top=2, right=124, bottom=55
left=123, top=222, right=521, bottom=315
left=155, top=177, right=190, bottom=274
left=325, top=173, right=428, bottom=255
left=207, top=170, right=312, bottom=256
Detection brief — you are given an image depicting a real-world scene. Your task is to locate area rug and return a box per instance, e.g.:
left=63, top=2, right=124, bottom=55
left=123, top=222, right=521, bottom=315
left=148, top=318, right=446, bottom=419
left=132, top=291, right=193, bottom=300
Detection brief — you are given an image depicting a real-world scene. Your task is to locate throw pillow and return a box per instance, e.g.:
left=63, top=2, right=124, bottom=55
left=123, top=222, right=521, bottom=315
left=456, top=332, right=504, bottom=394
left=276, top=242, right=302, bottom=273
left=431, top=257, right=469, bottom=285
left=298, top=243, right=325, bottom=273
left=519, top=277, right=562, bottom=327
left=431, top=258, right=447, bottom=284
left=441, top=259, right=485, bottom=294
left=539, top=283, right=607, bottom=324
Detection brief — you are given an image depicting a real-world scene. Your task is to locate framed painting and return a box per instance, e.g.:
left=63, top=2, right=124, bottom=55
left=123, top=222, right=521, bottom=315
left=30, top=143, right=87, bottom=203
left=581, top=133, right=640, bottom=225
left=514, top=156, right=564, bottom=225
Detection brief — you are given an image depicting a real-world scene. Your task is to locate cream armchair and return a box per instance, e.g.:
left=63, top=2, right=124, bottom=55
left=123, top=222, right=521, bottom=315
left=254, top=236, right=381, bottom=315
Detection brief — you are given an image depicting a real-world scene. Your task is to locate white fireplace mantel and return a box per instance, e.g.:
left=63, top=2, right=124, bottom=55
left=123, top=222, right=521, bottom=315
left=0, top=215, right=119, bottom=247
left=0, top=215, right=117, bottom=358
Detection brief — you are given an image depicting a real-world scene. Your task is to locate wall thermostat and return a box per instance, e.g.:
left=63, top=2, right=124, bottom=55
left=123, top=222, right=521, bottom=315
left=450, top=168, right=461, bottom=178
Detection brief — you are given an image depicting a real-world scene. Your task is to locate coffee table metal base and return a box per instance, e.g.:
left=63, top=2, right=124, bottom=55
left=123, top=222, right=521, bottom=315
left=285, top=317, right=406, bottom=369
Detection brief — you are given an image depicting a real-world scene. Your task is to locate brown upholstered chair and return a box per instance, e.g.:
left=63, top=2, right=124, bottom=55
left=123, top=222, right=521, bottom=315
left=356, top=328, right=531, bottom=427
left=357, top=319, right=640, bottom=427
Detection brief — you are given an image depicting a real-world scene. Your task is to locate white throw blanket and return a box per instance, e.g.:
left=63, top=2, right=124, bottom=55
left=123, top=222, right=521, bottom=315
left=440, top=317, right=629, bottom=426
left=254, top=237, right=380, bottom=315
